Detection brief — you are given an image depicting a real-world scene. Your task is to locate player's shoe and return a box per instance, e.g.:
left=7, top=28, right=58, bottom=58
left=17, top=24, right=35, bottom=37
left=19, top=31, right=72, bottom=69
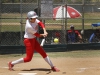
left=8, top=62, right=14, bottom=71
left=51, top=66, right=60, bottom=72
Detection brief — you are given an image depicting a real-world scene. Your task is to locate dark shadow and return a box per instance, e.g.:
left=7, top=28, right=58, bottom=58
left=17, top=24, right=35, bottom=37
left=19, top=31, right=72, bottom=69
left=22, top=68, right=51, bottom=72
left=22, top=68, right=52, bottom=74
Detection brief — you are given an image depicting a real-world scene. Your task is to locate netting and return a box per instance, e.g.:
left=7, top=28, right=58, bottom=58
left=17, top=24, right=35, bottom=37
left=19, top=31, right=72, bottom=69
left=0, top=0, right=1, bottom=45
left=0, top=0, right=100, bottom=45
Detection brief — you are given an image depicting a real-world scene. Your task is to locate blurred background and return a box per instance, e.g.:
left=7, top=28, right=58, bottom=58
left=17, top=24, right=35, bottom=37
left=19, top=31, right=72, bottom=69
left=0, top=0, right=100, bottom=46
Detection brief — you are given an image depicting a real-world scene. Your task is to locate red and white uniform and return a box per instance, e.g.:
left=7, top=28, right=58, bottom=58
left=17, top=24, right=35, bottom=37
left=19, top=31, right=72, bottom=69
left=24, top=19, right=40, bottom=38
left=8, top=11, right=60, bottom=72
left=23, top=19, right=47, bottom=62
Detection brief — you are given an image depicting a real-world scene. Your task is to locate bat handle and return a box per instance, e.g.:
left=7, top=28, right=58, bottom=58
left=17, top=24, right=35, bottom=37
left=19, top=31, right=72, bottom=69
left=40, top=38, right=45, bottom=46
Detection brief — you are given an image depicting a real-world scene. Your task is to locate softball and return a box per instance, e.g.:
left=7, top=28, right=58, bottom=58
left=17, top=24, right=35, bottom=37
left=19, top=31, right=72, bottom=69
left=54, top=38, right=59, bottom=43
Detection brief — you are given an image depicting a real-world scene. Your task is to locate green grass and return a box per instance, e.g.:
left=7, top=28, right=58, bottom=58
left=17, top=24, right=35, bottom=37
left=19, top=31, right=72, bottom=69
left=2, top=12, right=100, bottom=23
left=1, top=12, right=100, bottom=31
left=46, top=50, right=100, bottom=58
left=1, top=50, right=100, bottom=58
left=1, top=25, right=24, bottom=32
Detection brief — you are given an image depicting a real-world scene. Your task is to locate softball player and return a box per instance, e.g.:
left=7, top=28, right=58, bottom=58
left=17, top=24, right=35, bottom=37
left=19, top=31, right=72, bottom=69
left=8, top=11, right=60, bottom=72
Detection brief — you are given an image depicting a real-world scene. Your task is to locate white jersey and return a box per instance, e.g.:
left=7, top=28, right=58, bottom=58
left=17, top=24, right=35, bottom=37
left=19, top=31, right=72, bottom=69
left=24, top=19, right=40, bottom=39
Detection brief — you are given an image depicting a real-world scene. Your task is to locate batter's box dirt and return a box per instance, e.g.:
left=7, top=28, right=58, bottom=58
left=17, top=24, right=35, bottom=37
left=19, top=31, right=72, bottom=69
left=0, top=56, right=100, bottom=75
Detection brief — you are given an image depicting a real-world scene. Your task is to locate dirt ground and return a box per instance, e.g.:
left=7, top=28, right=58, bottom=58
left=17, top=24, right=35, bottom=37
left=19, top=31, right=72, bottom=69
left=0, top=55, right=100, bottom=75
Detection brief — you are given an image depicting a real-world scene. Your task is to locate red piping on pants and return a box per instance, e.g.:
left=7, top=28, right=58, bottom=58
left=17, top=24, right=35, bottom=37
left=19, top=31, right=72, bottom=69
left=23, top=38, right=47, bottom=62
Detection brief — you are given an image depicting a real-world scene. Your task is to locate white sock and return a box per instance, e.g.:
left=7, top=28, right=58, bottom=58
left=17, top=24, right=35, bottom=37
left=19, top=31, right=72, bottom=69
left=11, top=58, right=24, bottom=65
left=44, top=56, right=54, bottom=67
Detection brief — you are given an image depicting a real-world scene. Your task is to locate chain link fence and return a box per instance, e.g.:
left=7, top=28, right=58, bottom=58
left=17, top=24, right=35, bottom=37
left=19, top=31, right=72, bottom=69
left=0, top=0, right=100, bottom=46
left=0, top=0, right=1, bottom=45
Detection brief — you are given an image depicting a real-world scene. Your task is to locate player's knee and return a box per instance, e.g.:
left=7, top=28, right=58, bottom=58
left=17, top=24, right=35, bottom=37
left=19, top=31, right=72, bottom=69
left=24, top=57, right=32, bottom=62
left=42, top=54, right=47, bottom=58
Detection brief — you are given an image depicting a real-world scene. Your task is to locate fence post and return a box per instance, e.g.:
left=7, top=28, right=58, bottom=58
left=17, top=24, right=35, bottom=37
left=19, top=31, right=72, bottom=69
left=20, top=0, right=23, bottom=46
left=20, top=0, right=24, bottom=54
left=82, top=0, right=85, bottom=41
left=0, top=0, right=2, bottom=45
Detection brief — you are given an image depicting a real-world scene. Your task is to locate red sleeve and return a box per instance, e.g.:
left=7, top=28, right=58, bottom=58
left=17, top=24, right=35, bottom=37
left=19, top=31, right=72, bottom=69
left=34, top=33, right=40, bottom=37
left=75, top=30, right=80, bottom=35
left=67, top=30, right=72, bottom=33
left=38, top=21, right=45, bottom=28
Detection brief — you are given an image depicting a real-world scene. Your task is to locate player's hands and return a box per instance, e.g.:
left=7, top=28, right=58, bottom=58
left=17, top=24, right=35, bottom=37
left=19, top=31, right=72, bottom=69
left=43, top=28, right=48, bottom=37
left=44, top=31, right=48, bottom=36
left=42, top=31, right=48, bottom=37
left=40, top=33, right=47, bottom=37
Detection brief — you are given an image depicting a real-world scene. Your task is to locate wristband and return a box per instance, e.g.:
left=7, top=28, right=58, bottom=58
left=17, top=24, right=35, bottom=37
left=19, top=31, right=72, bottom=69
left=34, top=33, right=40, bottom=37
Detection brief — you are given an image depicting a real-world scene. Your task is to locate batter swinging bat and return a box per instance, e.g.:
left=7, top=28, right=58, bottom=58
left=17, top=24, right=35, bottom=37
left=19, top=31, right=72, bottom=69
left=40, top=38, right=45, bottom=46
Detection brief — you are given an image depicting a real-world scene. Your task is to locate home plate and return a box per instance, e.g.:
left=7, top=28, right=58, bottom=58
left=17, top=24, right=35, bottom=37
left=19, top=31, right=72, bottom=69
left=19, top=73, right=37, bottom=75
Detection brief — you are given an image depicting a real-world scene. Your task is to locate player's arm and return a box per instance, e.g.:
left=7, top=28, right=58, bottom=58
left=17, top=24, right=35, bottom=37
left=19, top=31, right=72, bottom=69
left=78, top=34, right=82, bottom=39
left=27, top=28, right=45, bottom=38
left=89, top=33, right=95, bottom=42
left=34, top=33, right=46, bottom=37
left=76, top=31, right=82, bottom=42
left=38, top=21, right=48, bottom=37
left=77, top=31, right=82, bottom=39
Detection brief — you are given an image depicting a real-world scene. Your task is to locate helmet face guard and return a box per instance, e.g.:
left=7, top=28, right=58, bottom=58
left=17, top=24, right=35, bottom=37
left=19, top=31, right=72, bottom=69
left=27, top=11, right=38, bottom=19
